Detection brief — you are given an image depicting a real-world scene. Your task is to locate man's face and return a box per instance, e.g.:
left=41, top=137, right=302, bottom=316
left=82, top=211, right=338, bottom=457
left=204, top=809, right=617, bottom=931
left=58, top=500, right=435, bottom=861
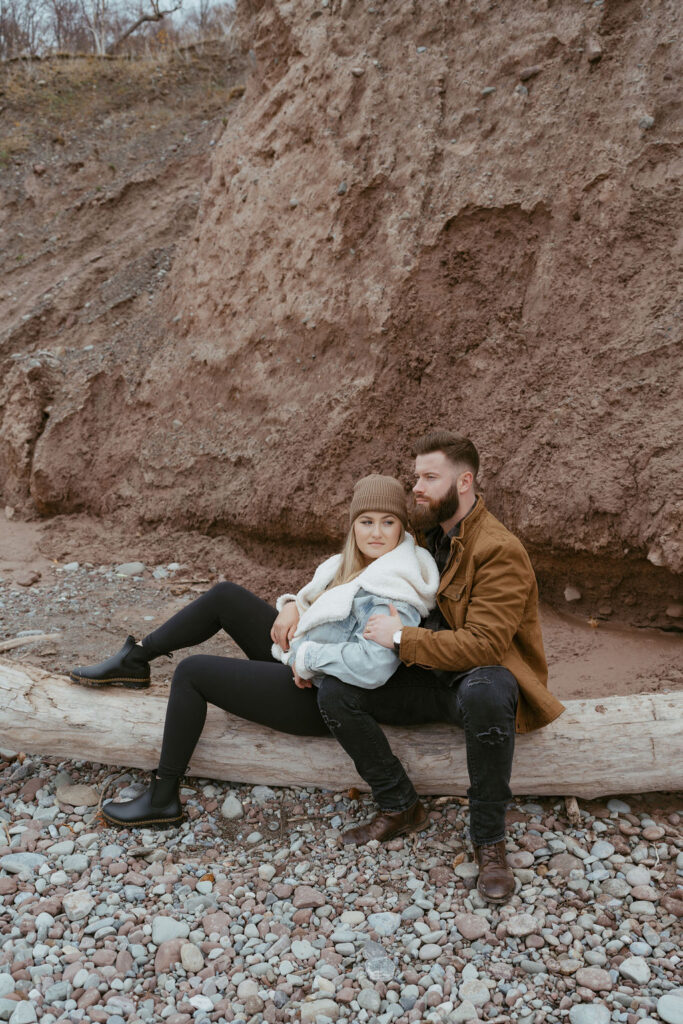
left=411, top=451, right=461, bottom=531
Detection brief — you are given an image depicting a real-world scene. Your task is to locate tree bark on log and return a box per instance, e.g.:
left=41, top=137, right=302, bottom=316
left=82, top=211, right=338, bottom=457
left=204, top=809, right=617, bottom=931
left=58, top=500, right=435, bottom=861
left=1, top=658, right=681, bottom=798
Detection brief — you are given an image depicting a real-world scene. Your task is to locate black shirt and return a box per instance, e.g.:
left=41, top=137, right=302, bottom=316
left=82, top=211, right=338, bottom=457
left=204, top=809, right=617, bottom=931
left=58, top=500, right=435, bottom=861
left=420, top=497, right=479, bottom=633
left=421, top=523, right=457, bottom=633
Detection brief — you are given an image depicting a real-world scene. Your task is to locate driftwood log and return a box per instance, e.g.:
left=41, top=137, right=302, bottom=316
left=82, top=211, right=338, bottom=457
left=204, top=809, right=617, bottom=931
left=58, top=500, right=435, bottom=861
left=1, top=657, right=682, bottom=798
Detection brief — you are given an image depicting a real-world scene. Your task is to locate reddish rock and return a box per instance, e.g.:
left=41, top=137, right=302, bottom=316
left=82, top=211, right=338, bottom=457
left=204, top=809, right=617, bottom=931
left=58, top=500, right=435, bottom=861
left=454, top=913, right=489, bottom=941
left=123, top=872, right=147, bottom=886
left=64, top=961, right=84, bottom=983
left=575, top=967, right=613, bottom=992
left=19, top=777, right=44, bottom=800
left=78, top=991, right=101, bottom=1010
left=154, top=939, right=184, bottom=973
left=319, top=949, right=343, bottom=966
left=428, top=866, right=452, bottom=886
left=292, top=908, right=312, bottom=925
left=549, top=853, right=584, bottom=877
left=35, top=896, right=62, bottom=916
left=201, top=911, right=231, bottom=935
left=92, top=949, right=116, bottom=966
left=507, top=851, right=535, bottom=869
left=116, top=949, right=134, bottom=973
left=91, top=946, right=116, bottom=962
left=272, top=880, right=294, bottom=897
left=519, top=835, right=547, bottom=853
left=661, top=894, right=683, bottom=918
left=292, top=886, right=325, bottom=909
left=630, top=885, right=659, bottom=901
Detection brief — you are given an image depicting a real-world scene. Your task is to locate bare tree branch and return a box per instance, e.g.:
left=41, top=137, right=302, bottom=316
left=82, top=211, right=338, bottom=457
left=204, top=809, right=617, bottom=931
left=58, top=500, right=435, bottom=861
left=106, top=0, right=182, bottom=53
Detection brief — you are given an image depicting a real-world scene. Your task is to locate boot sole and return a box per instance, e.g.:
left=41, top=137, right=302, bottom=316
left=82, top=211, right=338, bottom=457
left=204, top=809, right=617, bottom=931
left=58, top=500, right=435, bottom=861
left=69, top=673, right=150, bottom=690
left=100, top=809, right=184, bottom=828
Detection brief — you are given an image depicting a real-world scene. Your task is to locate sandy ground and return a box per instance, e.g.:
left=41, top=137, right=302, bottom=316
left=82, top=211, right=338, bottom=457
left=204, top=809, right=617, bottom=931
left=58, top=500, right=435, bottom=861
left=0, top=517, right=681, bottom=702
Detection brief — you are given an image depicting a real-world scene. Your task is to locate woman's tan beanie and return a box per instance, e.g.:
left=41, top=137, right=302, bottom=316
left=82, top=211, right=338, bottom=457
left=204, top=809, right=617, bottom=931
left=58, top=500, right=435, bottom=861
left=349, top=475, right=408, bottom=526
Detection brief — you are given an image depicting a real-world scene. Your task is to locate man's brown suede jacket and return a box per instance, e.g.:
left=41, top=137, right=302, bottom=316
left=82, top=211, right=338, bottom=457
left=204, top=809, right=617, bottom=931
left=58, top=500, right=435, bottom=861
left=399, top=497, right=565, bottom=733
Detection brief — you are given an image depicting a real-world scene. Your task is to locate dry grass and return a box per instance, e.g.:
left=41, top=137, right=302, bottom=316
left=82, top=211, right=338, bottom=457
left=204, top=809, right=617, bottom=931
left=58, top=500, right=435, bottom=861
left=0, top=43, right=244, bottom=143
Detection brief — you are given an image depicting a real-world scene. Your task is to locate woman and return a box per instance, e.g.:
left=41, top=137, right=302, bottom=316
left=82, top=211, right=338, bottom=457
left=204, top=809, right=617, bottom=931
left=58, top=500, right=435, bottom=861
left=70, top=475, right=439, bottom=829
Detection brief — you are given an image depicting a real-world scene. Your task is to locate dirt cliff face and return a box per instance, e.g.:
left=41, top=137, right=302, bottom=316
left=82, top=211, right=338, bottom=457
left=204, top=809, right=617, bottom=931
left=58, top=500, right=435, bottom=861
left=1, top=2, right=681, bottom=628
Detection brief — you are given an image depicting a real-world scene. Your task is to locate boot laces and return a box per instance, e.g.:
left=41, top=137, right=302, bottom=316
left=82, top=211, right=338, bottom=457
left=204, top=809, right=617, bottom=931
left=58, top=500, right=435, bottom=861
left=478, top=843, right=506, bottom=868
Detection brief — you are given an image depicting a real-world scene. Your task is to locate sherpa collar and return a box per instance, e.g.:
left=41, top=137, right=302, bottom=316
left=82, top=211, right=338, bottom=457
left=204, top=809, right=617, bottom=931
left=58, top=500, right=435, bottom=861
left=292, top=533, right=439, bottom=636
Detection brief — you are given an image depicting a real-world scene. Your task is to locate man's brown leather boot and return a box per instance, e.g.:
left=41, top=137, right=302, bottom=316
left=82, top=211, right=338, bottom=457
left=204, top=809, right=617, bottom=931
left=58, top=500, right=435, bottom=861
left=340, top=800, right=428, bottom=846
left=474, top=840, right=515, bottom=902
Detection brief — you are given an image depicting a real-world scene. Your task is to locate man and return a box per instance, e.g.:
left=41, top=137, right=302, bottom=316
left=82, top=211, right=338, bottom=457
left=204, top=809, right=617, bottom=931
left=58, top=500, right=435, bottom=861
left=315, top=431, right=565, bottom=902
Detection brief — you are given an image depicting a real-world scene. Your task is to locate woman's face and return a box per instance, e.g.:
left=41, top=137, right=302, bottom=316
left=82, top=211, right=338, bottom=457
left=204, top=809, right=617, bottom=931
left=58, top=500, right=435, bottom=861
left=354, top=512, right=403, bottom=563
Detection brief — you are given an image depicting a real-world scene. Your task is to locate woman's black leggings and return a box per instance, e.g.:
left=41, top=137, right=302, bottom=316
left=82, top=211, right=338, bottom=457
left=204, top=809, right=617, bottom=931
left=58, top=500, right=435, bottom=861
left=141, top=583, right=328, bottom=777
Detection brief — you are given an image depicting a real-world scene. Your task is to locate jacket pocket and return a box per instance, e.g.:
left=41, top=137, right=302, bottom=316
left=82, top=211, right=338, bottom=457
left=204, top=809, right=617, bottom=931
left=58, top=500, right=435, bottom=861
left=439, top=579, right=468, bottom=629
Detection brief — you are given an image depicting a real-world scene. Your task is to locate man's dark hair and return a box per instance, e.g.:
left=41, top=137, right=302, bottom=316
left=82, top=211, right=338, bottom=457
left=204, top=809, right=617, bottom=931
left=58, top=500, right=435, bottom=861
left=412, top=430, right=480, bottom=478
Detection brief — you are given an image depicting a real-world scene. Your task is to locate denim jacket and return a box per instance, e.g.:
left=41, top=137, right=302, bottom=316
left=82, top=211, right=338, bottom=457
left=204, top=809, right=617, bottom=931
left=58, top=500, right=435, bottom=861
left=288, top=591, right=421, bottom=689
left=272, top=534, right=439, bottom=690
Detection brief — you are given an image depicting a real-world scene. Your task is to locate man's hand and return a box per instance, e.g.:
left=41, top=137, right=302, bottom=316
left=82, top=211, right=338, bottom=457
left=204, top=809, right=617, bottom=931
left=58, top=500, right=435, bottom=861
left=363, top=603, right=403, bottom=649
left=270, top=601, right=300, bottom=652
left=292, top=666, right=312, bottom=689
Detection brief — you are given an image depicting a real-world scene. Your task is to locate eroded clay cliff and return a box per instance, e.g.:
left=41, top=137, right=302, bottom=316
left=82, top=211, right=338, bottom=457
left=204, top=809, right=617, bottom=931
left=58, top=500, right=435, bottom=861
left=1, top=1, right=681, bottom=626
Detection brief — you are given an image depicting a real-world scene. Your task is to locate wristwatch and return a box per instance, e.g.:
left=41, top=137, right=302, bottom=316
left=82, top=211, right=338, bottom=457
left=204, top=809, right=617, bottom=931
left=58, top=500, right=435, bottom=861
left=392, top=629, right=402, bottom=655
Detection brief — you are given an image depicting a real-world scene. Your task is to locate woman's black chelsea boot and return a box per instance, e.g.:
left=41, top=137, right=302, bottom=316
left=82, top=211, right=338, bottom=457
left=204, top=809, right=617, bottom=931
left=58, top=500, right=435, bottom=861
left=69, top=636, right=152, bottom=689
left=101, top=775, right=183, bottom=828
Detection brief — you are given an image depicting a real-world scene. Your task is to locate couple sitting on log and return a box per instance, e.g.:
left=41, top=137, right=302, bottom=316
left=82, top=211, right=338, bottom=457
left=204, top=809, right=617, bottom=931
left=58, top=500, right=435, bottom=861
left=70, top=430, right=565, bottom=904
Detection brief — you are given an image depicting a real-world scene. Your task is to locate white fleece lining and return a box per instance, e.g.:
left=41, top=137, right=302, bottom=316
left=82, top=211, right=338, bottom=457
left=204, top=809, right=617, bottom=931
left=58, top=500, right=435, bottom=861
left=271, top=535, right=439, bottom=665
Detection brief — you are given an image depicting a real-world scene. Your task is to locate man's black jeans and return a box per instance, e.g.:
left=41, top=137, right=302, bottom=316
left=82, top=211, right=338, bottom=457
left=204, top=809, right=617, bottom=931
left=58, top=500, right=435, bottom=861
left=317, top=665, right=518, bottom=846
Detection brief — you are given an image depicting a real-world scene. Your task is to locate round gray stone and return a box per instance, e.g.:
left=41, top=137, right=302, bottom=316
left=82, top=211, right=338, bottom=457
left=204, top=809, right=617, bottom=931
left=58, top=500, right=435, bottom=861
left=657, top=993, right=683, bottom=1024
left=607, top=799, right=631, bottom=814
left=9, top=1003, right=38, bottom=1024
left=62, top=891, right=95, bottom=922
left=450, top=1002, right=478, bottom=1023
left=357, top=989, right=381, bottom=1012
left=629, top=900, right=657, bottom=916
left=251, top=785, right=277, bottom=804
left=458, top=979, right=489, bottom=1007
left=590, top=840, right=615, bottom=859
left=0, top=853, right=46, bottom=874
left=367, top=912, right=401, bottom=936
left=618, top=957, right=651, bottom=985
left=365, top=957, right=395, bottom=982
left=151, top=916, right=190, bottom=944
left=569, top=1005, right=611, bottom=1024
left=221, top=793, right=244, bottom=819
left=115, top=561, right=145, bottom=576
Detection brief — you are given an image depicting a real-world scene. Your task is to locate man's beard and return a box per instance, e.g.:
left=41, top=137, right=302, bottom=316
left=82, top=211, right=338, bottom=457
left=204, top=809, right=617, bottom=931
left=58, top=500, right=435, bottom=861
left=410, top=482, right=461, bottom=533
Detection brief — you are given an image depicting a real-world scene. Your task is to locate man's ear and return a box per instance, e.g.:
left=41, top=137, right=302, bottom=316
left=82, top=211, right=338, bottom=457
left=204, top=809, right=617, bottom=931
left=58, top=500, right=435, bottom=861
left=458, top=470, right=474, bottom=492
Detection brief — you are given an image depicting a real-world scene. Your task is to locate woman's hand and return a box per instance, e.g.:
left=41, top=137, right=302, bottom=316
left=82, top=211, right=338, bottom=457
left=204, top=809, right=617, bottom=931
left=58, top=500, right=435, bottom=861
left=292, top=666, right=312, bottom=689
left=270, top=601, right=300, bottom=651
left=364, top=604, right=402, bottom=649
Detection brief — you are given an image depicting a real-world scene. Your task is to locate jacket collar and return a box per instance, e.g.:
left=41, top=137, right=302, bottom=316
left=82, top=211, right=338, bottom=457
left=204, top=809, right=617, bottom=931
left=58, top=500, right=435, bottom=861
left=450, top=493, right=486, bottom=546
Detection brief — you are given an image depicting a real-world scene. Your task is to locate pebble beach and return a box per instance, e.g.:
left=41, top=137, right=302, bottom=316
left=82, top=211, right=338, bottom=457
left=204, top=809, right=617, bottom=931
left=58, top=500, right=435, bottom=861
left=0, top=754, right=681, bottom=1024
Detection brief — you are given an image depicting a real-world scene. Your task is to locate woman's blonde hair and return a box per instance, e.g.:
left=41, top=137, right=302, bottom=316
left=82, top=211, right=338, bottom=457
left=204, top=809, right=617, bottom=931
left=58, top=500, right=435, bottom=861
left=327, top=516, right=406, bottom=590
